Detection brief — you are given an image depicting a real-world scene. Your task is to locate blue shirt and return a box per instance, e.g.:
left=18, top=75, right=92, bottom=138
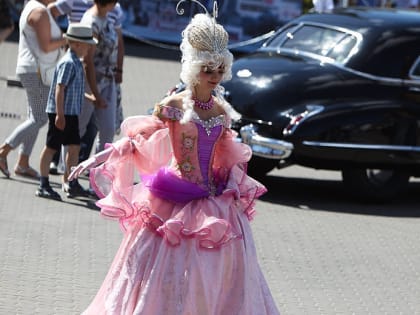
left=46, top=50, right=85, bottom=116
left=54, top=0, right=123, bottom=27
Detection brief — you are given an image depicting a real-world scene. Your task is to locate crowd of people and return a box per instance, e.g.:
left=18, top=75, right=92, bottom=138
left=0, top=0, right=125, bottom=200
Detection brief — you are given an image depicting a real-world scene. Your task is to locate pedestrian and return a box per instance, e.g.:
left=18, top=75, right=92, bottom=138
left=0, top=0, right=14, bottom=43
left=48, top=0, right=125, bottom=171
left=68, top=2, right=280, bottom=313
left=313, top=0, right=335, bottom=12
left=108, top=3, right=125, bottom=136
left=36, top=23, right=97, bottom=200
left=80, top=0, right=119, bottom=154
left=0, top=0, right=66, bottom=179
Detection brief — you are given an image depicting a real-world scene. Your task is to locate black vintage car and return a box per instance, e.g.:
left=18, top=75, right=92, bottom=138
left=223, top=7, right=420, bottom=202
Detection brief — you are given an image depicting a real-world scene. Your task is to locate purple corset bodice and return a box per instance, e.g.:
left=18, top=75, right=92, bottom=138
left=147, top=111, right=227, bottom=203
left=196, top=123, right=222, bottom=186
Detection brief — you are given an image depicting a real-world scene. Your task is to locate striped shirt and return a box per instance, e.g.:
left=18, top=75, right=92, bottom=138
left=54, top=0, right=124, bottom=27
left=46, top=50, right=85, bottom=116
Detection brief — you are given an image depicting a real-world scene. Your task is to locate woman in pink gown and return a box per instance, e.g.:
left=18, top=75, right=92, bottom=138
left=69, top=2, right=280, bottom=314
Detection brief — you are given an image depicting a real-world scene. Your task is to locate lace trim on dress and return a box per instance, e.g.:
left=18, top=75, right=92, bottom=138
left=156, top=104, right=229, bottom=135
left=192, top=112, right=226, bottom=136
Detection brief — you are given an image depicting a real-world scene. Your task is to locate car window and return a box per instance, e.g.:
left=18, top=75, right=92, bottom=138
left=264, top=24, right=298, bottom=48
left=265, top=23, right=360, bottom=64
left=327, top=35, right=358, bottom=63
left=409, top=56, right=420, bottom=79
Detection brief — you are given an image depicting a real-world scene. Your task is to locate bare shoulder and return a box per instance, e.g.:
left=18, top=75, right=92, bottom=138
left=214, top=98, right=227, bottom=116
left=159, top=91, right=187, bottom=110
left=153, top=92, right=185, bottom=120
left=28, top=6, right=48, bottom=24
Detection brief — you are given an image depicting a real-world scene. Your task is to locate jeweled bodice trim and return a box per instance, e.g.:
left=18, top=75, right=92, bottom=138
left=156, top=104, right=229, bottom=130
left=192, top=113, right=225, bottom=136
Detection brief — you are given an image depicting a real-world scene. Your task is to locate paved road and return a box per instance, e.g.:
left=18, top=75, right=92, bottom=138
left=0, top=34, right=419, bottom=315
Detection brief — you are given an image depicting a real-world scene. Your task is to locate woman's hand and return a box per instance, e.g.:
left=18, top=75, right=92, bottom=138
left=68, top=146, right=113, bottom=180
left=68, top=157, right=97, bottom=181
left=93, top=95, right=107, bottom=109
left=84, top=92, right=96, bottom=103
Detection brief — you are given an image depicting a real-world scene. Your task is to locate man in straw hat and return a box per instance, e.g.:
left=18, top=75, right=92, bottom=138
left=37, top=23, right=97, bottom=200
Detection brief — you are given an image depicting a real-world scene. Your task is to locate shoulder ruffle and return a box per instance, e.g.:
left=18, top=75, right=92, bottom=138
left=213, top=128, right=252, bottom=171
left=120, top=115, right=166, bottom=138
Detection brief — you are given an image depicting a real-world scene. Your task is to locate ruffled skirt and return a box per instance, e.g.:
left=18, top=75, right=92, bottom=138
left=82, top=166, right=280, bottom=314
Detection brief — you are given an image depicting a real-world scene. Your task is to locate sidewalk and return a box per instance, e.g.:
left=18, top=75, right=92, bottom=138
left=0, top=37, right=183, bottom=314
left=0, top=36, right=285, bottom=314
left=1, top=34, right=420, bottom=315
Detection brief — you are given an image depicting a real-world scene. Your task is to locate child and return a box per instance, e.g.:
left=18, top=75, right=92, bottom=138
left=36, top=23, right=97, bottom=200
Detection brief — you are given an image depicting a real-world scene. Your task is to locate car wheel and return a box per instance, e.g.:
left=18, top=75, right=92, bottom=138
left=247, top=156, right=279, bottom=178
left=342, top=168, right=410, bottom=202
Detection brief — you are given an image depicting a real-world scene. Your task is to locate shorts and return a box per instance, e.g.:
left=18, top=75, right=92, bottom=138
left=46, top=113, right=80, bottom=151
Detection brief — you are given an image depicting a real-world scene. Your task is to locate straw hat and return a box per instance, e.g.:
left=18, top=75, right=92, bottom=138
left=64, top=23, right=98, bottom=45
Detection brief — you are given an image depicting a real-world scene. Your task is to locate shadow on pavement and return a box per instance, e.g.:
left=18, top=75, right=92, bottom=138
left=3, top=175, right=100, bottom=210
left=64, top=198, right=100, bottom=211
left=260, top=175, right=420, bottom=218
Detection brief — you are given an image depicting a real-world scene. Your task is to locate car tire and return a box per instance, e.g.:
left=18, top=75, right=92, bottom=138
left=341, top=168, right=410, bottom=202
left=247, top=156, right=279, bottom=178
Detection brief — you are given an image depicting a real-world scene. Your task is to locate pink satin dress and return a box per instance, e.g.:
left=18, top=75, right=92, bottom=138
left=82, top=105, right=280, bottom=314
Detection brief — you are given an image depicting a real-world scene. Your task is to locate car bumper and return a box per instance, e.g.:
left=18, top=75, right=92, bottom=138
left=239, top=124, right=294, bottom=159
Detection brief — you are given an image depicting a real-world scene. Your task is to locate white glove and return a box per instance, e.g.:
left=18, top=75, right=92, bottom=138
left=68, top=157, right=97, bottom=181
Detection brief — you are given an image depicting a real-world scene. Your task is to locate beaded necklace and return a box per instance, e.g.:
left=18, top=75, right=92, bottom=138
left=193, top=96, right=214, bottom=110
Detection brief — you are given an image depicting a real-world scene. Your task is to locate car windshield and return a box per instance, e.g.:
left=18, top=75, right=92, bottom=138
left=263, top=23, right=361, bottom=64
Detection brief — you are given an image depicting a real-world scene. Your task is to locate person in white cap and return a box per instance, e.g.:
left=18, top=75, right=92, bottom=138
left=37, top=23, right=97, bottom=200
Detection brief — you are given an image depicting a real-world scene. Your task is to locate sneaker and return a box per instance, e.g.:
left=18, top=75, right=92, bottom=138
left=62, top=181, right=89, bottom=198
left=36, top=186, right=62, bottom=201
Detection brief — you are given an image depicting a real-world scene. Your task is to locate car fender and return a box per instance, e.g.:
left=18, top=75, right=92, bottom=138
left=285, top=99, right=420, bottom=170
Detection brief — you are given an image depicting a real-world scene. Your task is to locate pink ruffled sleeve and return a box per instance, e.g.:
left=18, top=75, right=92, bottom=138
left=89, top=115, right=172, bottom=223
left=213, top=127, right=267, bottom=221
left=213, top=128, right=252, bottom=172
left=225, top=164, right=267, bottom=221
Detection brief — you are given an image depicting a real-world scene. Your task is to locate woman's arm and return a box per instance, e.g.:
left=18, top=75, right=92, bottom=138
left=84, top=43, right=106, bottom=109
left=115, top=27, right=124, bottom=84
left=28, top=7, right=66, bottom=53
left=68, top=146, right=113, bottom=180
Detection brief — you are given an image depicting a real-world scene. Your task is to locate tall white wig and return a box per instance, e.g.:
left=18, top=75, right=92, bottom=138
left=178, top=11, right=241, bottom=124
